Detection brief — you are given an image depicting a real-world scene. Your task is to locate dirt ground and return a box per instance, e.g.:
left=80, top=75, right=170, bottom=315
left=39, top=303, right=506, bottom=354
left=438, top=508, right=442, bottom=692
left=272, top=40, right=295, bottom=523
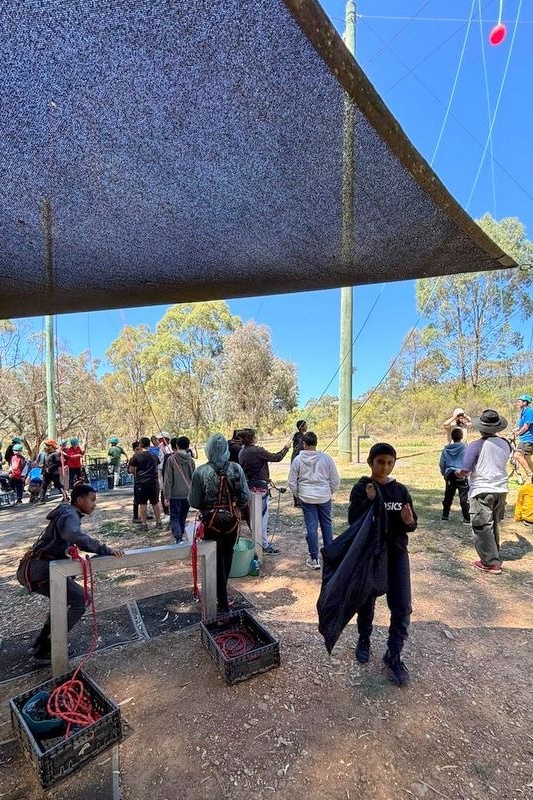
left=1, top=450, right=533, bottom=800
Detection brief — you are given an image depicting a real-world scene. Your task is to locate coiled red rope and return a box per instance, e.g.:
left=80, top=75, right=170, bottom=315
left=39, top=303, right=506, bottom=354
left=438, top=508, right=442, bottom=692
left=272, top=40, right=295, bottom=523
left=213, top=630, right=255, bottom=658
left=46, top=546, right=101, bottom=737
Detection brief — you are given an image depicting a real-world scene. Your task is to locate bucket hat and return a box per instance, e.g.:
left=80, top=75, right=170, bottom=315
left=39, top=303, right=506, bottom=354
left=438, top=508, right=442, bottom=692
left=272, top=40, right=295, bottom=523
left=471, top=409, right=507, bottom=434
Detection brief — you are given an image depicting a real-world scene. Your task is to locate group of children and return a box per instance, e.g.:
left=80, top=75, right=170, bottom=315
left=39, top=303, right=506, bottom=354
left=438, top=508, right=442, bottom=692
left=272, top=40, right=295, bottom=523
left=0, top=437, right=87, bottom=505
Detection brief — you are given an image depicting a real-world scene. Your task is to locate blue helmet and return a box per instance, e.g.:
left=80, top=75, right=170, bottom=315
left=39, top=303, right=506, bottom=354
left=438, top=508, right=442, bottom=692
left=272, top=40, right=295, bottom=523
left=109, top=436, right=119, bottom=444
left=13, top=443, right=23, bottom=452
left=518, top=394, right=532, bottom=404
left=70, top=437, right=79, bottom=445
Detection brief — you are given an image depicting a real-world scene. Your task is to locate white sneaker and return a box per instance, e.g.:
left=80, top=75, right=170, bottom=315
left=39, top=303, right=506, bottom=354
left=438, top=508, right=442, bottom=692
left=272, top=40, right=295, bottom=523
left=306, top=558, right=320, bottom=570
left=161, top=514, right=170, bottom=524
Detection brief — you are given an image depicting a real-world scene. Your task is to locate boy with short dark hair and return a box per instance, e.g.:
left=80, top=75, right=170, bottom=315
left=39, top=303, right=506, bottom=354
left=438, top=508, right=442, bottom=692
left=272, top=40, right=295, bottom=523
left=129, top=437, right=162, bottom=531
left=348, top=443, right=417, bottom=686
left=439, top=427, right=470, bottom=523
left=16, top=483, right=124, bottom=664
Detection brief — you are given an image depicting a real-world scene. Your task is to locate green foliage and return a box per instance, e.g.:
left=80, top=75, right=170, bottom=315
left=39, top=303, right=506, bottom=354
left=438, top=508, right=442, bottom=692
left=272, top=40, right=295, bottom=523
left=416, top=215, right=533, bottom=388
left=217, top=321, right=298, bottom=431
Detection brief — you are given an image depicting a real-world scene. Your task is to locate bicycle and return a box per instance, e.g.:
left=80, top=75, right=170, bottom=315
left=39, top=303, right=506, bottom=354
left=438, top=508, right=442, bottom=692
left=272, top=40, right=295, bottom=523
left=508, top=434, right=526, bottom=485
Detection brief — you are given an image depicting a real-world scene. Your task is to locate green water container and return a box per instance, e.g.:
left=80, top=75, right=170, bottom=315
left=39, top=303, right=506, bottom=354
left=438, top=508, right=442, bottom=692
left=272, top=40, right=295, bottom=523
left=229, top=537, right=256, bottom=578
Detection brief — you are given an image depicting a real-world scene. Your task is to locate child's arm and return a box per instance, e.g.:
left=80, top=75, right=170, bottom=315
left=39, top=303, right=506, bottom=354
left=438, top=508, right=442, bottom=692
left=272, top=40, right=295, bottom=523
left=439, top=450, right=446, bottom=477
left=515, top=486, right=525, bottom=522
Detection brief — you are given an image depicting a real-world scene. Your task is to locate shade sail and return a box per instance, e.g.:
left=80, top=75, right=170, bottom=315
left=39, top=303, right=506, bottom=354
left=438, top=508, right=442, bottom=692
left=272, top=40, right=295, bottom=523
left=0, top=0, right=515, bottom=319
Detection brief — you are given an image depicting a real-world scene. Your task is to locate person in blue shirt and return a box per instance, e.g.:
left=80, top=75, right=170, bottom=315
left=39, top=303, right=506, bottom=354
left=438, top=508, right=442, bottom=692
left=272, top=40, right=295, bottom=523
left=513, top=394, right=533, bottom=479
left=439, top=427, right=470, bottom=523
left=25, top=464, right=43, bottom=504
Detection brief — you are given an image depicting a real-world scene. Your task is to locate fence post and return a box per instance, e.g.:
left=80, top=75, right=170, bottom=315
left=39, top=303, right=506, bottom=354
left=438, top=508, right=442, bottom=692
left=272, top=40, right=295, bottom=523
left=50, top=563, right=69, bottom=675
left=250, top=492, right=263, bottom=553
left=49, top=541, right=218, bottom=676
left=198, top=541, right=217, bottom=621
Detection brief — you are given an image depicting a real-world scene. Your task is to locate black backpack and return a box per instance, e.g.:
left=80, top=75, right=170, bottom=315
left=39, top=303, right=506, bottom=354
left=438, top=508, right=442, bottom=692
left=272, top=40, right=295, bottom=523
left=203, top=465, right=240, bottom=535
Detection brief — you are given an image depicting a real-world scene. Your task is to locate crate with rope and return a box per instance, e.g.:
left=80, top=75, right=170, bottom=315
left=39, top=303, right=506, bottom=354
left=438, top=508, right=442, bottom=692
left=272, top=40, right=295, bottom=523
left=10, top=668, right=122, bottom=789
left=12, top=532, right=125, bottom=787
left=200, top=608, right=280, bottom=685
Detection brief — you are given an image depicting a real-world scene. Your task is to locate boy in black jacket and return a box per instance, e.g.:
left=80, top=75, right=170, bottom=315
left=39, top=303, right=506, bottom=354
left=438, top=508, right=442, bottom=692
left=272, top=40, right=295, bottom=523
left=348, top=443, right=417, bottom=685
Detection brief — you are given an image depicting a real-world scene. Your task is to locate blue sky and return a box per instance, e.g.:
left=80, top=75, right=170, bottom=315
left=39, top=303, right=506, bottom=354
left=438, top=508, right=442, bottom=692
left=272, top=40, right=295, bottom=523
left=22, top=0, right=532, bottom=406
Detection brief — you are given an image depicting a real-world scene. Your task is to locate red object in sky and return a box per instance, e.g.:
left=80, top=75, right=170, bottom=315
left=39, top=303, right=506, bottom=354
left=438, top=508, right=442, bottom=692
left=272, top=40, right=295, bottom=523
left=489, top=23, right=507, bottom=45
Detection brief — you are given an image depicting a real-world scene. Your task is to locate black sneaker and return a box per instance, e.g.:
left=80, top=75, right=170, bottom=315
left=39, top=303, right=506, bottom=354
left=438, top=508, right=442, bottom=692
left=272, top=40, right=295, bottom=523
left=263, top=544, right=280, bottom=555
left=441, top=515, right=449, bottom=521
left=355, top=636, right=370, bottom=664
left=383, top=649, right=410, bottom=686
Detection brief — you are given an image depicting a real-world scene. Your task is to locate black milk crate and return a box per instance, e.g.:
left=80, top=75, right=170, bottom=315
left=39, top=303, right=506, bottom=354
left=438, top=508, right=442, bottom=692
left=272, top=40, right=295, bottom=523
left=10, top=669, right=122, bottom=789
left=0, top=490, right=15, bottom=507
left=200, top=609, right=280, bottom=685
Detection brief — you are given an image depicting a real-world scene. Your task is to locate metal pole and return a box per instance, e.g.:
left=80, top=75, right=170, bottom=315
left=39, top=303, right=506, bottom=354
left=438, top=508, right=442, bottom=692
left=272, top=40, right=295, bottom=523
left=338, top=0, right=356, bottom=464
left=250, top=492, right=264, bottom=555
left=43, top=198, right=57, bottom=440
left=44, top=315, right=57, bottom=439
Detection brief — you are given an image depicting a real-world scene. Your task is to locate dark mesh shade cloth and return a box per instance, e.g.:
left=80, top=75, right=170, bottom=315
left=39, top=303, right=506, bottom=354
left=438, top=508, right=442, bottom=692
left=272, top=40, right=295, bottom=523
left=0, top=0, right=515, bottom=319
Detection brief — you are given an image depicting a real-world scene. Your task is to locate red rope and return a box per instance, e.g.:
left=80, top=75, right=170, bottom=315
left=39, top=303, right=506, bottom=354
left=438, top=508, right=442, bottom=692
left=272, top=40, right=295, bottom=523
left=191, top=515, right=204, bottom=601
left=213, top=630, right=255, bottom=658
left=46, top=546, right=101, bottom=737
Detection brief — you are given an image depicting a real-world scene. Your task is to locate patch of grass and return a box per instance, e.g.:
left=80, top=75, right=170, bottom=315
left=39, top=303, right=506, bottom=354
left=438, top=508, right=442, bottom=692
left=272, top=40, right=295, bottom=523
left=111, top=573, right=138, bottom=583
left=98, top=520, right=131, bottom=538
left=351, top=669, right=390, bottom=698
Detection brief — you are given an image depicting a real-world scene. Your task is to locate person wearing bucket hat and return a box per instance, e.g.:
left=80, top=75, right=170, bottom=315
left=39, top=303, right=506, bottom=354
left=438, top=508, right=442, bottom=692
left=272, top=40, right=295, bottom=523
left=443, top=407, right=472, bottom=443
left=460, top=410, right=511, bottom=575
left=512, top=394, right=533, bottom=479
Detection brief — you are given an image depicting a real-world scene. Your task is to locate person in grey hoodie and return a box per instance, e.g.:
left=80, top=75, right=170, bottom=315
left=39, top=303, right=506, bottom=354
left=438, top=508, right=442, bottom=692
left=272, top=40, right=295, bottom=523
left=188, top=434, right=249, bottom=612
left=163, top=436, right=196, bottom=543
left=288, top=431, right=340, bottom=570
left=16, top=484, right=124, bottom=665
left=439, top=427, right=470, bottom=523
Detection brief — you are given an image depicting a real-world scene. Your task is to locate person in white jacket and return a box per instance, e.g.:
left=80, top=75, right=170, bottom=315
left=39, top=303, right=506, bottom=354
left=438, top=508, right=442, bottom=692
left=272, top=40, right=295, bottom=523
left=288, top=431, right=340, bottom=570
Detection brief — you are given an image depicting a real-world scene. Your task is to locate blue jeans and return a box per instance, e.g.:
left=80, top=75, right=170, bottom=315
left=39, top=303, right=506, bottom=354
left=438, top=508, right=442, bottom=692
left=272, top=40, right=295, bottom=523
left=169, top=498, right=190, bottom=542
left=300, top=499, right=333, bottom=560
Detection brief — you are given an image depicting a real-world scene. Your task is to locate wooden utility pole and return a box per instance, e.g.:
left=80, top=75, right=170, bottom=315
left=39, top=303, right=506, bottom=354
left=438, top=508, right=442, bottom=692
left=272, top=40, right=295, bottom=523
left=43, top=198, right=57, bottom=440
left=337, top=0, right=356, bottom=463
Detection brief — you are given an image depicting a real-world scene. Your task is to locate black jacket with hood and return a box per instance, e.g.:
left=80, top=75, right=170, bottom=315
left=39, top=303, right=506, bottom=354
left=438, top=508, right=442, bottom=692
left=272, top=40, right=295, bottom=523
left=29, top=503, right=114, bottom=562
left=348, top=477, right=417, bottom=549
